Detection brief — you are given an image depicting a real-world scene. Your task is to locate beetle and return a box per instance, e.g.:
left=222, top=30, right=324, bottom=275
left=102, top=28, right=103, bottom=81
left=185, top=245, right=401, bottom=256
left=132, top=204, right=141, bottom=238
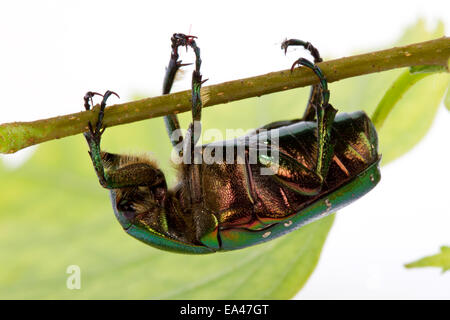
left=82, top=33, right=380, bottom=254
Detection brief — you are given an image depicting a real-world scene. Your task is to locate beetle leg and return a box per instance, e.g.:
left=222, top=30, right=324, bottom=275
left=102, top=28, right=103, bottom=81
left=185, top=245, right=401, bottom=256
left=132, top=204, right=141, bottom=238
left=84, top=92, right=166, bottom=189
left=163, top=34, right=195, bottom=149
left=177, top=33, right=203, bottom=162
left=290, top=58, right=337, bottom=181
left=84, top=91, right=149, bottom=189
left=281, top=39, right=321, bottom=62
left=83, top=91, right=103, bottom=111
left=182, top=35, right=203, bottom=197
left=163, top=33, right=204, bottom=153
left=171, top=34, right=218, bottom=240
left=281, top=39, right=323, bottom=121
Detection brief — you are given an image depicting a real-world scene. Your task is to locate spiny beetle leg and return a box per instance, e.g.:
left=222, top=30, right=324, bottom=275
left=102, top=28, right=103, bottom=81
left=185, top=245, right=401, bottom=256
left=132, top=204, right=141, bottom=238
left=290, top=57, right=337, bottom=180
left=163, top=37, right=184, bottom=148
left=168, top=34, right=217, bottom=241
left=83, top=90, right=119, bottom=188
left=83, top=90, right=119, bottom=144
left=291, top=57, right=329, bottom=104
left=166, top=33, right=204, bottom=156
left=96, top=90, right=120, bottom=134
left=163, top=34, right=201, bottom=149
left=163, top=34, right=196, bottom=95
left=176, top=34, right=209, bottom=232
left=282, top=39, right=323, bottom=121
left=83, top=91, right=102, bottom=146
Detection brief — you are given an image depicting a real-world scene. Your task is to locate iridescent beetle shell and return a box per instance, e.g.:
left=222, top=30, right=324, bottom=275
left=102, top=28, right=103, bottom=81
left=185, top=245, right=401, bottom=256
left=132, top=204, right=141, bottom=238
left=110, top=111, right=380, bottom=253
left=82, top=34, right=381, bottom=254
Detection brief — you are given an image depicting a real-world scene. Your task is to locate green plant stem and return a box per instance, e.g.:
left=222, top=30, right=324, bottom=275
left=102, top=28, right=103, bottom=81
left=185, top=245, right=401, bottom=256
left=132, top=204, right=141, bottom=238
left=1, top=37, right=449, bottom=154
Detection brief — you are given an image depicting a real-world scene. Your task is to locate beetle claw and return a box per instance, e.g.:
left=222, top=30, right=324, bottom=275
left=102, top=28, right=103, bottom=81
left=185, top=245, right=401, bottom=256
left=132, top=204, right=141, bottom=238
left=87, top=121, right=94, bottom=133
left=281, top=39, right=322, bottom=62
left=83, top=91, right=103, bottom=111
left=102, top=90, right=120, bottom=102
left=281, top=38, right=289, bottom=55
left=290, top=59, right=301, bottom=73
left=177, top=61, right=193, bottom=68
left=83, top=90, right=118, bottom=146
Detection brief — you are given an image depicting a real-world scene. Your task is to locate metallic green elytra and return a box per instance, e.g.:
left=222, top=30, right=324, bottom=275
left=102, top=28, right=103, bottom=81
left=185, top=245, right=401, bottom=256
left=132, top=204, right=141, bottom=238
left=82, top=34, right=381, bottom=254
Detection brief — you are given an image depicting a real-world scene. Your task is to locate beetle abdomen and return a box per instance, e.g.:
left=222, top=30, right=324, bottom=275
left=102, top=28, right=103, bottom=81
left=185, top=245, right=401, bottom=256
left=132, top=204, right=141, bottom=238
left=205, top=111, right=380, bottom=250
left=108, top=111, right=380, bottom=253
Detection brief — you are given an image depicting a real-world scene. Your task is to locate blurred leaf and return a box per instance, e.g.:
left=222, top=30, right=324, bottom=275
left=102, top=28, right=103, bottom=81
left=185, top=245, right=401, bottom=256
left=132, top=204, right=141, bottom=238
left=0, top=19, right=448, bottom=299
left=329, top=20, right=448, bottom=165
left=372, top=64, right=448, bottom=131
left=445, top=84, right=450, bottom=111
left=405, top=246, right=450, bottom=272
left=371, top=70, right=437, bottom=131
left=409, top=65, right=448, bottom=74
left=0, top=130, right=333, bottom=299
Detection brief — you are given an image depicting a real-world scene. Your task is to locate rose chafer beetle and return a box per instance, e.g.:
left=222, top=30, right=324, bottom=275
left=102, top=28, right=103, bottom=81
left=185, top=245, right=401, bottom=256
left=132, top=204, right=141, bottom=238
left=82, top=34, right=381, bottom=254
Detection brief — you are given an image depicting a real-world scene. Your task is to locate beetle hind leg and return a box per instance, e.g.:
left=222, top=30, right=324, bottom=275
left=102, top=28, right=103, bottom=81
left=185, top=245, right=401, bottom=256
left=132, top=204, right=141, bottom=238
left=281, top=39, right=323, bottom=121
left=288, top=56, right=338, bottom=181
left=281, top=39, right=322, bottom=63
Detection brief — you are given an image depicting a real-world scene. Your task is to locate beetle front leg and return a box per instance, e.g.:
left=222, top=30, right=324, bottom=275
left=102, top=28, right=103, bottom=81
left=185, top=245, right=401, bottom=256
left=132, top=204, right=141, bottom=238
left=162, top=34, right=196, bottom=148
left=171, top=34, right=217, bottom=240
left=83, top=91, right=166, bottom=189
left=182, top=68, right=204, bottom=205
left=177, top=34, right=204, bottom=162
left=83, top=91, right=116, bottom=188
left=163, top=34, right=203, bottom=149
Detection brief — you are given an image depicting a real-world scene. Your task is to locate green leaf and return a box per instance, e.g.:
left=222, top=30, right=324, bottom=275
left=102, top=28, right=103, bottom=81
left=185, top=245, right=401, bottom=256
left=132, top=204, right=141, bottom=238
left=328, top=20, right=449, bottom=165
left=409, top=65, right=447, bottom=74
left=405, top=247, right=450, bottom=272
left=0, top=19, right=448, bottom=299
left=371, top=66, right=446, bottom=132
left=0, top=130, right=334, bottom=299
left=445, top=83, right=450, bottom=111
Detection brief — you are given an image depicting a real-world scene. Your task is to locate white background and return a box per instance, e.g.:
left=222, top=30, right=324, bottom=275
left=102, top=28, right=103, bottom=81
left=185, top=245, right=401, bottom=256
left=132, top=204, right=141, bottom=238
left=0, top=1, right=449, bottom=299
